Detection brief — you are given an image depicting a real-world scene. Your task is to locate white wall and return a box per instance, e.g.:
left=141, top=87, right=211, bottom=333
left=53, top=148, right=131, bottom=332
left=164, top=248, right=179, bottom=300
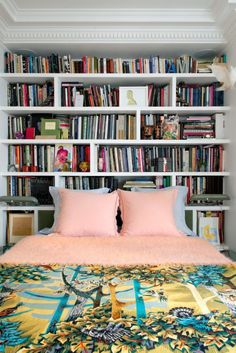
left=224, top=37, right=236, bottom=251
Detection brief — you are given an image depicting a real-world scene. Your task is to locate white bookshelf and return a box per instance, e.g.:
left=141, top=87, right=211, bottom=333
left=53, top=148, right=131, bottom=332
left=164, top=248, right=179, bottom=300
left=0, top=60, right=230, bottom=245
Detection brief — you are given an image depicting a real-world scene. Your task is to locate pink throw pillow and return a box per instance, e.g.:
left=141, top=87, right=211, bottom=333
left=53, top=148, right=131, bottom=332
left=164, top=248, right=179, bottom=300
left=118, top=189, right=184, bottom=237
left=55, top=189, right=119, bottom=236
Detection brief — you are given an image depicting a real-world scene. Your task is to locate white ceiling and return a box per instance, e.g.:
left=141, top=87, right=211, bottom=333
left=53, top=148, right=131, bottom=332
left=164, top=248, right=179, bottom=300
left=0, top=0, right=235, bottom=56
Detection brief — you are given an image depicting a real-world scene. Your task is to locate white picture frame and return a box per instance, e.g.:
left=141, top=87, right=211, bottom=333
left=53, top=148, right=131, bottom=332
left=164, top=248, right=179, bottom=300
left=198, top=216, right=220, bottom=244
left=119, top=86, right=148, bottom=107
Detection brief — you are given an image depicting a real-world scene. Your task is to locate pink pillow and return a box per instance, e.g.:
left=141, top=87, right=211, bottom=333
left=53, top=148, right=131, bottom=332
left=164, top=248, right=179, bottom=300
left=55, top=189, right=119, bottom=236
left=118, top=189, right=184, bottom=237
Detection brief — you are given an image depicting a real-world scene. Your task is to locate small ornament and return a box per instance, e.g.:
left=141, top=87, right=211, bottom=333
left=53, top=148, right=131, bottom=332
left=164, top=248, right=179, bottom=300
left=79, top=161, right=89, bottom=172
left=15, top=131, right=24, bottom=139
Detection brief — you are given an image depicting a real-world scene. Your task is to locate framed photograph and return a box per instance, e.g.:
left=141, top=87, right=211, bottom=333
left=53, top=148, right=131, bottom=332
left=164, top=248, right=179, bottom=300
left=119, top=86, right=148, bottom=107
left=198, top=216, right=220, bottom=244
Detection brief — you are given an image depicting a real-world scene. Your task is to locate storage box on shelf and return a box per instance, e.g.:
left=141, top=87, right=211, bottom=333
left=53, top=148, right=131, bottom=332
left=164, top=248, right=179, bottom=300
left=0, top=54, right=230, bottom=247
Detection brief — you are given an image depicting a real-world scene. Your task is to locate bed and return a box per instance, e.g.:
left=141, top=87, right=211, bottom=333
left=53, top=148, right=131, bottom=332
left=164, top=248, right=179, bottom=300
left=0, top=234, right=235, bottom=353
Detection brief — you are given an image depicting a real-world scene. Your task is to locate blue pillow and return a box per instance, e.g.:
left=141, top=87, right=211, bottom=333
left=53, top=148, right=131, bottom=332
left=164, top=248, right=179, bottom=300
left=131, top=186, right=195, bottom=236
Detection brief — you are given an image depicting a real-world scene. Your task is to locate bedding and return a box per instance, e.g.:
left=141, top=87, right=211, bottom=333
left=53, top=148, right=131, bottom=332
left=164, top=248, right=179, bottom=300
left=0, top=236, right=235, bottom=353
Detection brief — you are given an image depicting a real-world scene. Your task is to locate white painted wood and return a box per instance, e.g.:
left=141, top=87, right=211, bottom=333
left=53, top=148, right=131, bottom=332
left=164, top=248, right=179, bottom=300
left=1, top=106, right=230, bottom=114
left=0, top=139, right=230, bottom=145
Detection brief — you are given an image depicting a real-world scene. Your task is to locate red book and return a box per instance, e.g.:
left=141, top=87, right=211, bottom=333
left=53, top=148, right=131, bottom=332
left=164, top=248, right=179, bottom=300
left=72, top=146, right=77, bottom=172
left=25, top=127, right=35, bottom=139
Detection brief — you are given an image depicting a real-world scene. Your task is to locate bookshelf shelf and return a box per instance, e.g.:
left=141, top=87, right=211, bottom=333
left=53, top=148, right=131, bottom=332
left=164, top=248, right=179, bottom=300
left=1, top=106, right=230, bottom=114
left=0, top=53, right=230, bottom=246
left=1, top=139, right=230, bottom=145
left=0, top=172, right=230, bottom=177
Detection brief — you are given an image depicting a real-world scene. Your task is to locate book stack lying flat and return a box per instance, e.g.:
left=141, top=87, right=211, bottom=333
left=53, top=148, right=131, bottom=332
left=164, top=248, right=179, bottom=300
left=97, top=145, right=224, bottom=173
left=123, top=180, right=156, bottom=189
left=8, top=82, right=54, bottom=106
left=179, top=116, right=215, bottom=139
left=176, top=176, right=223, bottom=204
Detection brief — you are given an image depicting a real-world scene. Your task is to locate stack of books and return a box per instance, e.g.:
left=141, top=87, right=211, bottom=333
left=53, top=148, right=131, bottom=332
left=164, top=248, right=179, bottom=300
left=8, top=82, right=54, bottom=106
left=179, top=116, right=215, bottom=139
left=98, top=145, right=224, bottom=173
left=123, top=180, right=156, bottom=189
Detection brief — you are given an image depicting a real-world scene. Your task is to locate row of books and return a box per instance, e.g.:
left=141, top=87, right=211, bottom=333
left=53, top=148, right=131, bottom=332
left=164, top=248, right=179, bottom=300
left=61, top=83, right=119, bottom=107
left=141, top=114, right=223, bottom=140
left=8, top=113, right=224, bottom=141
left=8, top=144, right=90, bottom=172
left=97, top=145, right=224, bottom=173
left=7, top=114, right=136, bottom=140
left=7, top=176, right=53, bottom=204
left=8, top=82, right=54, bottom=107
left=4, top=52, right=226, bottom=74
left=65, top=176, right=118, bottom=190
left=148, top=84, right=170, bottom=106
left=177, top=83, right=224, bottom=106
left=6, top=175, right=224, bottom=205
left=176, top=176, right=223, bottom=203
left=70, top=114, right=136, bottom=140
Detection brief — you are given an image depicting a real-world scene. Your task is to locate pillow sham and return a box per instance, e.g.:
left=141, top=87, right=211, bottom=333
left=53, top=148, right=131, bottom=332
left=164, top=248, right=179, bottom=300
left=131, top=186, right=195, bottom=236
left=49, top=186, right=110, bottom=233
left=55, top=189, right=119, bottom=237
left=118, top=189, right=184, bottom=237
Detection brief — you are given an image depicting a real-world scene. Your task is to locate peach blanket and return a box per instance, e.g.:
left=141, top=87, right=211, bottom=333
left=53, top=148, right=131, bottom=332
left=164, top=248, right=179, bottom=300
left=0, top=234, right=231, bottom=265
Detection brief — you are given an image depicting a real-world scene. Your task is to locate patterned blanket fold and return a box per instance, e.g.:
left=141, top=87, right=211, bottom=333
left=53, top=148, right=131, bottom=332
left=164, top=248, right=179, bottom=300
left=0, top=263, right=236, bottom=353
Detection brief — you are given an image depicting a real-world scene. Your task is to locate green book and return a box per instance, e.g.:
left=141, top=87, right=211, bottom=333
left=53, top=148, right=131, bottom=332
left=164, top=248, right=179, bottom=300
left=41, top=119, right=60, bottom=139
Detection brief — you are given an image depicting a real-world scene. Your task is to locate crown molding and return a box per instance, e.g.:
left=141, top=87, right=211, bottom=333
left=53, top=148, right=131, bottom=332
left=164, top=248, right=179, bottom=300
left=0, top=1, right=214, bottom=24
left=1, top=27, right=225, bottom=44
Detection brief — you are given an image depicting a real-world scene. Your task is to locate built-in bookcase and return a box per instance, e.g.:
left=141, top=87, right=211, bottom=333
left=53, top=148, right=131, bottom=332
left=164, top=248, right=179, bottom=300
left=0, top=53, right=230, bottom=247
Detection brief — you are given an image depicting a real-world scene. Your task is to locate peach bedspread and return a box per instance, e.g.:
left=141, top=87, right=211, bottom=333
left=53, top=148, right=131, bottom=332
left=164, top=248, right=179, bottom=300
left=0, top=234, right=231, bottom=265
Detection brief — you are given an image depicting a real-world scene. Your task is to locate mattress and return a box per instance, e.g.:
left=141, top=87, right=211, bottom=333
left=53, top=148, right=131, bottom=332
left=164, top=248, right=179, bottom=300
left=0, top=235, right=235, bottom=353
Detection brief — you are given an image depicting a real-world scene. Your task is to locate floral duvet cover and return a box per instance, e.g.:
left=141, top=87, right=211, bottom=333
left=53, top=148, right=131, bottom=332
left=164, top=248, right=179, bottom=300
left=0, top=263, right=236, bottom=353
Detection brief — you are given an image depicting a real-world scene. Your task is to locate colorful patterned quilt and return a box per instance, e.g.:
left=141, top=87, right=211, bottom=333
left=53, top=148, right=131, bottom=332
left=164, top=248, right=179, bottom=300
left=0, top=263, right=236, bottom=353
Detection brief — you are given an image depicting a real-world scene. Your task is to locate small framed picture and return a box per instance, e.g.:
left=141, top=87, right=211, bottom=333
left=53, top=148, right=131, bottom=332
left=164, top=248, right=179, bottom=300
left=119, top=86, right=148, bottom=107
left=7, top=213, right=34, bottom=244
left=198, top=216, right=220, bottom=244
